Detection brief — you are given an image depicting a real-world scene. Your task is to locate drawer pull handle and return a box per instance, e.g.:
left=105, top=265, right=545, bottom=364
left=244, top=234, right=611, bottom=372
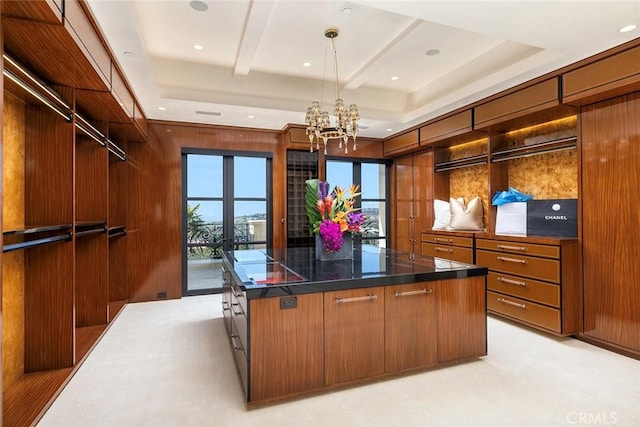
left=231, top=334, right=243, bottom=351
left=497, top=276, right=526, bottom=287
left=435, top=238, right=453, bottom=243
left=395, top=288, right=432, bottom=297
left=336, top=294, right=378, bottom=304
left=497, top=244, right=526, bottom=251
left=435, top=247, right=453, bottom=253
left=222, top=301, right=230, bottom=310
left=497, top=256, right=526, bottom=264
left=497, top=298, right=526, bottom=309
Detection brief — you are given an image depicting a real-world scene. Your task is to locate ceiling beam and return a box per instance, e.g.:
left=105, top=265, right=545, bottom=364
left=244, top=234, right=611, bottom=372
left=233, top=0, right=276, bottom=76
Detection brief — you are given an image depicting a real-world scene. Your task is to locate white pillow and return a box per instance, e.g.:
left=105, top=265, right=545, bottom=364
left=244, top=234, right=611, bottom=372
left=432, top=199, right=451, bottom=230
left=449, top=196, right=485, bottom=231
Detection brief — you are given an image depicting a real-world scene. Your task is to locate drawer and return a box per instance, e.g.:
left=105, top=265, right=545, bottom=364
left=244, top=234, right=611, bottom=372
left=421, top=243, right=473, bottom=264
left=231, top=282, right=247, bottom=316
left=488, top=291, right=560, bottom=333
left=231, top=303, right=248, bottom=358
left=476, top=250, right=560, bottom=283
left=487, top=272, right=560, bottom=308
left=230, top=321, right=248, bottom=399
left=476, top=239, right=559, bottom=259
left=421, top=233, right=473, bottom=248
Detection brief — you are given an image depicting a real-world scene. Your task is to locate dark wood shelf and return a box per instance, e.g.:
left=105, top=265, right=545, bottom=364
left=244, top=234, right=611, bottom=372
left=108, top=300, right=127, bottom=322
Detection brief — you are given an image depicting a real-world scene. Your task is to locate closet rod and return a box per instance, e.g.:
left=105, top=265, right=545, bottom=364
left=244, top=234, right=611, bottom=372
left=3, top=54, right=71, bottom=110
left=107, top=141, right=126, bottom=161
left=2, top=233, right=71, bottom=253
left=3, top=68, right=71, bottom=121
left=75, top=113, right=106, bottom=147
left=491, top=144, right=576, bottom=163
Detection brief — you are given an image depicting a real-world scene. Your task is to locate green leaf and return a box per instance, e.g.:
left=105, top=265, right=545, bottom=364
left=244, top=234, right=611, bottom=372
left=305, top=179, right=321, bottom=232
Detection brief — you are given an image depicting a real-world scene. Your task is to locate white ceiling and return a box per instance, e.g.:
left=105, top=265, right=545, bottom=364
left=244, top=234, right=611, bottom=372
left=86, top=0, right=640, bottom=138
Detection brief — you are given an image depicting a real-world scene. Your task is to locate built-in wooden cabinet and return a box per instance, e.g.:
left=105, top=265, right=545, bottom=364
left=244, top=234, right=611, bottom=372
left=383, top=129, right=419, bottom=156
left=394, top=150, right=433, bottom=254
left=477, top=235, right=580, bottom=336
left=580, top=92, right=640, bottom=357
left=421, top=231, right=475, bottom=264
left=286, top=150, right=318, bottom=247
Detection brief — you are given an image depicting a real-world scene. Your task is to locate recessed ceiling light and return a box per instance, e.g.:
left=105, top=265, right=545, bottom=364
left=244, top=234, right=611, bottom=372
left=247, top=115, right=255, bottom=119
left=303, top=62, right=311, bottom=67
left=343, top=7, right=352, bottom=14
left=158, top=107, right=166, bottom=111
left=391, top=76, right=399, bottom=81
left=619, top=24, right=637, bottom=33
left=189, top=0, right=208, bottom=12
left=425, top=49, right=440, bottom=56
left=386, top=128, right=393, bottom=132
left=193, top=44, right=203, bottom=50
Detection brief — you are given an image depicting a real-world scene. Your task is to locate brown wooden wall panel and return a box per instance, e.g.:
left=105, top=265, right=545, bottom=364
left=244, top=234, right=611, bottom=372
left=413, top=150, right=434, bottom=235
left=420, top=110, right=473, bottom=145
left=25, top=104, right=73, bottom=226
left=108, top=236, right=128, bottom=303
left=25, top=242, right=74, bottom=371
left=393, top=154, right=413, bottom=252
left=63, top=0, right=111, bottom=89
left=250, top=294, right=324, bottom=402
left=581, top=92, right=640, bottom=354
left=474, top=78, right=560, bottom=130
left=563, top=46, right=640, bottom=106
left=133, top=102, right=148, bottom=140
left=75, top=234, right=108, bottom=327
left=383, top=129, right=419, bottom=156
left=75, top=134, right=107, bottom=222
left=109, top=150, right=128, bottom=227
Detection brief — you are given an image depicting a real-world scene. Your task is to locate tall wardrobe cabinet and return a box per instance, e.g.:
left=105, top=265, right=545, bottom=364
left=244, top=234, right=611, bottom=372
left=580, top=92, right=640, bottom=355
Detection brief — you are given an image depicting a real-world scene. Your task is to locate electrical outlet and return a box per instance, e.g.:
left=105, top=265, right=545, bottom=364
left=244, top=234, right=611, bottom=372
left=280, top=296, right=297, bottom=310
left=157, top=291, right=167, bottom=299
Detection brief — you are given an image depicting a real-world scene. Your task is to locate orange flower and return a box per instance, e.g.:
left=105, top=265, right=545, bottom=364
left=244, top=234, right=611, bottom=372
left=332, top=211, right=349, bottom=232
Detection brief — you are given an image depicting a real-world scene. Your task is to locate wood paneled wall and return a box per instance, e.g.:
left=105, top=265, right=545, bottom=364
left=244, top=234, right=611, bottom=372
left=580, top=92, right=640, bottom=354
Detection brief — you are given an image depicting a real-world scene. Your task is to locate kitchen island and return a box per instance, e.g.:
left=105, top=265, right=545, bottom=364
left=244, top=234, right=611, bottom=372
left=222, top=245, right=488, bottom=404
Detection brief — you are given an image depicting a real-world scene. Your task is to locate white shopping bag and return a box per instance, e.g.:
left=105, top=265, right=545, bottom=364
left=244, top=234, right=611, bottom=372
left=495, top=202, right=527, bottom=236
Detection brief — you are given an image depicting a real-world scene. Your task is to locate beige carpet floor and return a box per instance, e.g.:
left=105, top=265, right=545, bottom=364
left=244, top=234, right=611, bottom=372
left=38, top=294, right=639, bottom=427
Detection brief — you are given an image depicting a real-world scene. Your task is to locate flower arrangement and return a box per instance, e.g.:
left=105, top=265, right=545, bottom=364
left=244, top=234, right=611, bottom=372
left=305, top=179, right=366, bottom=252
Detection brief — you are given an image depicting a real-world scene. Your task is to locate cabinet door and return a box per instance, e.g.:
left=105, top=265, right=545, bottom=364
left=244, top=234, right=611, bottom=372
left=324, top=287, right=385, bottom=385
left=436, top=277, right=487, bottom=362
left=250, top=294, right=324, bottom=402
left=412, top=150, right=434, bottom=237
left=385, top=283, right=437, bottom=372
left=581, top=93, right=640, bottom=353
left=395, top=154, right=414, bottom=253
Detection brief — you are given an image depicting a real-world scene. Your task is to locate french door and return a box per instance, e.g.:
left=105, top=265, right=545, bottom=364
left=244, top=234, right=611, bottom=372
left=182, top=149, right=272, bottom=295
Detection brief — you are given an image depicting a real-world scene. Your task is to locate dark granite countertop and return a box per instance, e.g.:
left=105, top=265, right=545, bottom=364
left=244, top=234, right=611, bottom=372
left=223, top=245, right=487, bottom=299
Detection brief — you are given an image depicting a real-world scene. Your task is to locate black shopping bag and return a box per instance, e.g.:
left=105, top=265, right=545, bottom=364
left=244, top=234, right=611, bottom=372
left=526, top=199, right=577, bottom=237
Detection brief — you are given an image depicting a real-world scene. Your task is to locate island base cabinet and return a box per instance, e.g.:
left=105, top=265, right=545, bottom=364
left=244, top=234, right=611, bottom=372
left=385, top=283, right=437, bottom=372
left=437, top=277, right=487, bottom=362
left=324, top=287, right=385, bottom=386
left=249, top=294, right=324, bottom=402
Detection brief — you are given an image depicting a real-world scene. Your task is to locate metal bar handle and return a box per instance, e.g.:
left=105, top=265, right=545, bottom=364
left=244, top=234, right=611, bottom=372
left=497, top=256, right=526, bottom=264
left=231, top=303, right=242, bottom=316
left=497, top=244, right=526, bottom=251
left=394, top=288, right=432, bottom=297
left=435, top=247, right=453, bottom=253
left=497, top=298, right=526, bottom=309
left=497, top=276, right=527, bottom=287
left=435, top=237, right=453, bottom=243
left=231, top=334, right=242, bottom=351
left=336, top=294, right=378, bottom=304
left=222, top=301, right=230, bottom=310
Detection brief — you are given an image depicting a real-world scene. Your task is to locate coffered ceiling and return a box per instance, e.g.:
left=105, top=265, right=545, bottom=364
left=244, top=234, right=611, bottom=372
left=86, top=0, right=640, bottom=138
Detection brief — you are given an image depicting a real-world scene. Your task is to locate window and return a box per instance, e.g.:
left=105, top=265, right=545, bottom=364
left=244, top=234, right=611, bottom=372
left=326, top=158, right=390, bottom=248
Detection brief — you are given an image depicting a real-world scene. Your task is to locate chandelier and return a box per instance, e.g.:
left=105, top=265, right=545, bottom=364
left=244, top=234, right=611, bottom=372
left=305, top=28, right=359, bottom=154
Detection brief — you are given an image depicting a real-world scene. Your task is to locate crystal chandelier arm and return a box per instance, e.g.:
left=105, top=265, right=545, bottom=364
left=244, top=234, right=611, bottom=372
left=331, top=37, right=341, bottom=101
